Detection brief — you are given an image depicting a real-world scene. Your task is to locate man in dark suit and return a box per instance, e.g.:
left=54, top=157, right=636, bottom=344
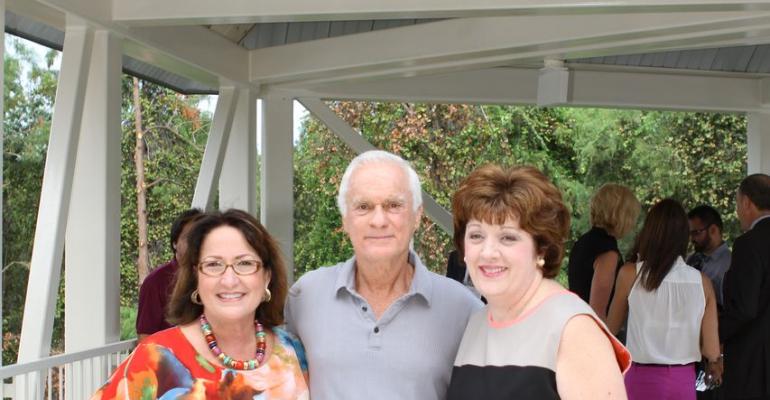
left=720, top=173, right=770, bottom=400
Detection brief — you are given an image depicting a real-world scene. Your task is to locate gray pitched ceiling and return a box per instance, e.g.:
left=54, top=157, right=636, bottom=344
left=230, top=19, right=433, bottom=49
left=574, top=45, right=770, bottom=74
left=8, top=8, right=770, bottom=95
left=6, top=10, right=219, bottom=94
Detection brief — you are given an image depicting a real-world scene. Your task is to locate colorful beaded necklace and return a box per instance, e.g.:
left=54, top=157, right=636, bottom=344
left=199, top=314, right=267, bottom=370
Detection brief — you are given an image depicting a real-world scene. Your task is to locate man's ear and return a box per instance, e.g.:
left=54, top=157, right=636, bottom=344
left=708, top=224, right=720, bottom=238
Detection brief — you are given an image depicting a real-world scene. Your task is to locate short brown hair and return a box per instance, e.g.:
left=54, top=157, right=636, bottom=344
left=452, top=165, right=571, bottom=278
left=167, top=209, right=288, bottom=329
left=590, top=183, right=640, bottom=238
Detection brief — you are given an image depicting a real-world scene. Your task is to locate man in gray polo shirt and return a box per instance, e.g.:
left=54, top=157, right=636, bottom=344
left=686, top=205, right=731, bottom=308
left=285, top=150, right=482, bottom=400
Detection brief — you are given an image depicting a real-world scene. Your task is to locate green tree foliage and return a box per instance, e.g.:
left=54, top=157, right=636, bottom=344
left=293, top=102, right=747, bottom=281
left=119, top=78, right=210, bottom=305
left=3, top=37, right=210, bottom=362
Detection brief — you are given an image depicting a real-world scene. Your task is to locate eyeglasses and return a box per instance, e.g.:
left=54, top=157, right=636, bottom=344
left=198, top=258, right=262, bottom=276
left=689, top=227, right=709, bottom=236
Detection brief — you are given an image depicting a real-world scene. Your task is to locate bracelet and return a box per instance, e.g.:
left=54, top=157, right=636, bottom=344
left=708, top=354, right=724, bottom=364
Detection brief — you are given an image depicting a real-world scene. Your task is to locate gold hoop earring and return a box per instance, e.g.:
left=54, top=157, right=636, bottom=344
left=191, top=289, right=202, bottom=305
left=264, top=287, right=272, bottom=303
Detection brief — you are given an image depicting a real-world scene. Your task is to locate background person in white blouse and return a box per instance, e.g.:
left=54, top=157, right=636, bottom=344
left=608, top=198, right=722, bottom=400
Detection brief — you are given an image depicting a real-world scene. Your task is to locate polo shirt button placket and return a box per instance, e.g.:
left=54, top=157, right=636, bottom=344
left=368, top=324, right=383, bottom=349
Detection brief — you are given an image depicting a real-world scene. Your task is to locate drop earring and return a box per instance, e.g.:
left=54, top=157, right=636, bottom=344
left=191, top=289, right=202, bottom=305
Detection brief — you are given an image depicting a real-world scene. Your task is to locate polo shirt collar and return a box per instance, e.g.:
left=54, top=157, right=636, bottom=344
left=334, top=250, right=433, bottom=306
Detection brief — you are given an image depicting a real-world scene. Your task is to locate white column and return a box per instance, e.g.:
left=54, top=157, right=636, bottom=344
left=192, top=86, right=238, bottom=210
left=64, top=29, right=121, bottom=398
left=18, top=20, right=93, bottom=362
left=747, top=112, right=770, bottom=174
left=260, top=95, right=294, bottom=281
left=0, top=0, right=5, bottom=373
left=219, top=89, right=257, bottom=214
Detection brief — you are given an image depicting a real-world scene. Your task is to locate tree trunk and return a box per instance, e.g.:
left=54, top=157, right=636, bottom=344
left=132, top=77, right=150, bottom=284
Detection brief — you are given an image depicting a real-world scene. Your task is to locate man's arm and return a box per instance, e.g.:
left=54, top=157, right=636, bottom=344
left=719, top=237, right=763, bottom=341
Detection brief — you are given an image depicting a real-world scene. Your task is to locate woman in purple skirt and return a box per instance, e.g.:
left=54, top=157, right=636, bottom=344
left=607, top=198, right=723, bottom=400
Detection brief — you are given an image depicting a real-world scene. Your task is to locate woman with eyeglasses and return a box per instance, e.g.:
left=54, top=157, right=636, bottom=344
left=92, top=209, right=309, bottom=399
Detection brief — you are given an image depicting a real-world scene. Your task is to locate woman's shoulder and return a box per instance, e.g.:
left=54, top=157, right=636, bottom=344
left=557, top=313, right=631, bottom=396
left=273, top=326, right=300, bottom=345
left=667, top=256, right=705, bottom=282
left=142, top=326, right=186, bottom=346
left=570, top=228, right=619, bottom=263
left=91, top=328, right=211, bottom=399
left=584, top=227, right=618, bottom=247
left=273, top=326, right=308, bottom=372
left=618, top=262, right=638, bottom=277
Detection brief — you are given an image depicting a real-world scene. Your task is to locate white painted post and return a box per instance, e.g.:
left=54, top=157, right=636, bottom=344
left=219, top=89, right=257, bottom=214
left=64, top=30, right=122, bottom=398
left=260, top=95, right=294, bottom=282
left=16, top=18, right=93, bottom=399
left=747, top=112, right=770, bottom=174
left=0, top=0, right=6, bottom=377
left=192, top=86, right=238, bottom=210
left=18, top=19, right=93, bottom=362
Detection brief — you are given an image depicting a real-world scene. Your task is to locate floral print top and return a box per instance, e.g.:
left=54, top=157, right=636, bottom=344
left=91, top=326, right=309, bottom=400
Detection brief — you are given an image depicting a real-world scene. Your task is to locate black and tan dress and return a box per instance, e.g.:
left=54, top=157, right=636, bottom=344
left=447, top=291, right=630, bottom=399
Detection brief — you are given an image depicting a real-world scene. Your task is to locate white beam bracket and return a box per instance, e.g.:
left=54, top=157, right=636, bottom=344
left=537, top=59, right=570, bottom=107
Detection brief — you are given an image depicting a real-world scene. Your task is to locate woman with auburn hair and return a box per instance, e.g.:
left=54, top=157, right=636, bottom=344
left=607, top=199, right=722, bottom=400
left=92, top=209, right=308, bottom=399
left=568, top=183, right=640, bottom=321
left=447, top=165, right=629, bottom=400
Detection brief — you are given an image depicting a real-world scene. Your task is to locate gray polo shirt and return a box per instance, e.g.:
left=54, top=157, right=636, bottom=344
left=688, top=242, right=732, bottom=306
left=285, top=251, right=483, bottom=400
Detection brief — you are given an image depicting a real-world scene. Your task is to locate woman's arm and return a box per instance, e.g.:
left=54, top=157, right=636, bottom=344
left=589, top=251, right=619, bottom=321
left=556, top=315, right=627, bottom=399
left=606, top=263, right=636, bottom=335
left=700, top=273, right=723, bottom=385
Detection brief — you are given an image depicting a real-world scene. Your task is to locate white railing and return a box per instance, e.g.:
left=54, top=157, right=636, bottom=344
left=0, top=339, right=136, bottom=400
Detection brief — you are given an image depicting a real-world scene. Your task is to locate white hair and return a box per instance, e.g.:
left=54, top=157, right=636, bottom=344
left=337, top=150, right=423, bottom=216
